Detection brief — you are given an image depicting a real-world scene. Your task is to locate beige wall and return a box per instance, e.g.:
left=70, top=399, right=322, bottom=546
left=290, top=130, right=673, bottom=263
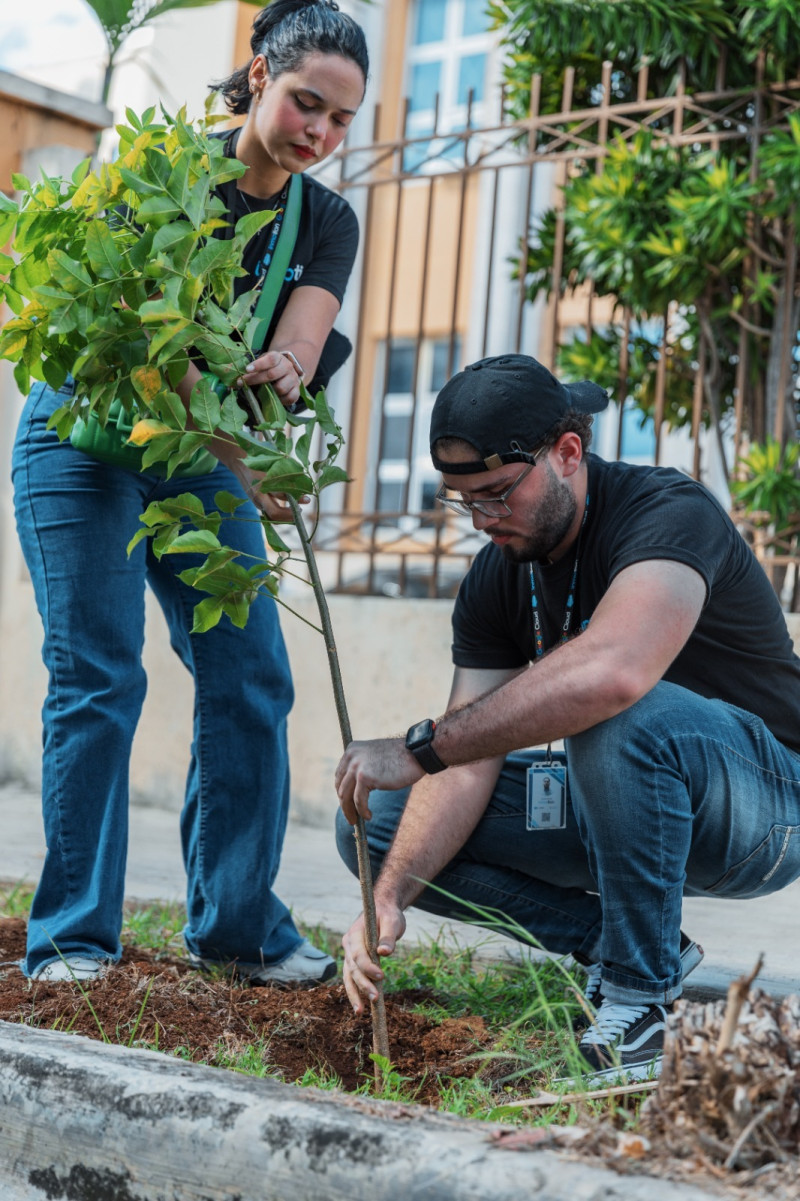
left=0, top=558, right=454, bottom=827
left=3, top=543, right=800, bottom=828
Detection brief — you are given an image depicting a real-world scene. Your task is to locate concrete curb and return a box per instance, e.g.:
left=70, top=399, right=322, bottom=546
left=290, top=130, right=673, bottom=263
left=0, top=1021, right=728, bottom=1201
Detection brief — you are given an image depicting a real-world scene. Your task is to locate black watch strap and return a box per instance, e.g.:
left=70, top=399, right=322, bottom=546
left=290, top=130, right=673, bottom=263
left=405, top=719, right=448, bottom=774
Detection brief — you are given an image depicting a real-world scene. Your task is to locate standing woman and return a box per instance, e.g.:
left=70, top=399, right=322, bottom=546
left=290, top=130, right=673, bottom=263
left=12, top=0, right=368, bottom=983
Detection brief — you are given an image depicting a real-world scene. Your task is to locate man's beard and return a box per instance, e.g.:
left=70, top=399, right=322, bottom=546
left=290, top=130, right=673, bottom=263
left=500, top=460, right=578, bottom=564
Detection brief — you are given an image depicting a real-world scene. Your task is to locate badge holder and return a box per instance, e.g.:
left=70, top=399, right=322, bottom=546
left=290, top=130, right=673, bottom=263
left=526, top=746, right=567, bottom=830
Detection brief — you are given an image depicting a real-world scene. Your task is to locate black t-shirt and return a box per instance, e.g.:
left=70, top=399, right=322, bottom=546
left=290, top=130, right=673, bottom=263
left=452, top=454, right=800, bottom=752
left=228, top=173, right=358, bottom=334
left=210, top=132, right=359, bottom=390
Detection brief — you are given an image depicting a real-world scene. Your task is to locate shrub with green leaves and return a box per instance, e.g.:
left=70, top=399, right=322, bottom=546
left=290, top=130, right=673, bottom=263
left=493, top=0, right=800, bottom=461
left=730, top=438, right=800, bottom=534
left=0, top=102, right=349, bottom=632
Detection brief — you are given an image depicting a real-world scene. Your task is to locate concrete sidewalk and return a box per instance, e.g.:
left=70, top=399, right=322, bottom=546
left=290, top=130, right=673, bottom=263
left=1, top=781, right=797, bottom=999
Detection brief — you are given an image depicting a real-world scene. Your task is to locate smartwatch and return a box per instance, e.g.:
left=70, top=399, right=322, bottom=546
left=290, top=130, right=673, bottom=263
left=405, top=718, right=448, bottom=774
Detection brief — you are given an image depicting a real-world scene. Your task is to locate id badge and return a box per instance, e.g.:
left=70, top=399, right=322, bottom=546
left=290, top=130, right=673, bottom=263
left=526, top=750, right=567, bottom=830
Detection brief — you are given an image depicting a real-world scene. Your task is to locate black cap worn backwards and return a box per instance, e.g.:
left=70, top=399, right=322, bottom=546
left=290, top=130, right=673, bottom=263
left=430, top=354, right=609, bottom=474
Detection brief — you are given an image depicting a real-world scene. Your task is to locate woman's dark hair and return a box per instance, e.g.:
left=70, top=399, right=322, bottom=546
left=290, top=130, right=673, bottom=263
left=212, top=0, right=369, bottom=115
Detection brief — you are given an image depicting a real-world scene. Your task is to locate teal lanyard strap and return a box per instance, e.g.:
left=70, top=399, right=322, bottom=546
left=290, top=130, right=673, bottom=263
left=248, top=172, right=303, bottom=354
left=529, top=494, right=590, bottom=660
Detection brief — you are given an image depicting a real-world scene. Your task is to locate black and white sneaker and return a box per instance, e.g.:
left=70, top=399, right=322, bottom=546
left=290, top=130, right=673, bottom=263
left=572, top=932, right=703, bottom=1032
left=573, top=999, right=671, bottom=1085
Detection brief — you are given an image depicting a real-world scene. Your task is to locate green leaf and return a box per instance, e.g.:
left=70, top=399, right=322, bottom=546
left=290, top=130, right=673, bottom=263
left=139, top=493, right=210, bottom=527
left=262, top=521, right=291, bottom=554
left=221, top=593, right=253, bottom=628
left=189, top=375, right=221, bottom=432
left=152, top=388, right=187, bottom=430
left=214, top=490, right=249, bottom=515
left=126, top=526, right=154, bottom=556
left=49, top=249, right=93, bottom=295
left=46, top=403, right=76, bottom=441
left=177, top=548, right=241, bottom=590
left=137, top=195, right=183, bottom=227
left=294, top=426, right=313, bottom=467
left=245, top=458, right=314, bottom=498
left=152, top=524, right=183, bottom=558
left=84, top=220, right=122, bottom=279
left=317, top=464, right=351, bottom=490
left=163, top=528, right=223, bottom=554
left=152, top=221, right=197, bottom=257
left=146, top=319, right=195, bottom=360
left=191, top=596, right=224, bottom=633
left=138, top=297, right=186, bottom=324
left=199, top=298, right=235, bottom=336
left=305, top=385, right=340, bottom=437
left=42, top=359, right=68, bottom=392
left=117, top=167, right=168, bottom=197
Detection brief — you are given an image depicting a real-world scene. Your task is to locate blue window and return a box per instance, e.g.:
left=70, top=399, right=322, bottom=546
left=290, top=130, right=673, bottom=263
left=457, top=52, right=486, bottom=105
left=405, top=0, right=495, bottom=164
left=414, top=0, right=447, bottom=44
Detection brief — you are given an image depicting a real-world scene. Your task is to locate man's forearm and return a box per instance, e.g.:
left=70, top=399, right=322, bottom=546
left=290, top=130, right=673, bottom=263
left=373, top=758, right=503, bottom=910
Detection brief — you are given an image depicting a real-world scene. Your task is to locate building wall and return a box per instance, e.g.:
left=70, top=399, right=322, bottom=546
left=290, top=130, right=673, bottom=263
left=0, top=581, right=456, bottom=827
left=0, top=75, right=109, bottom=188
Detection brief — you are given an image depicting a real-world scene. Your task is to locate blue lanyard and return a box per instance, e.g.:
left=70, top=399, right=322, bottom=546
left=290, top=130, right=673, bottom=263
left=529, top=495, right=589, bottom=660
left=254, top=183, right=289, bottom=277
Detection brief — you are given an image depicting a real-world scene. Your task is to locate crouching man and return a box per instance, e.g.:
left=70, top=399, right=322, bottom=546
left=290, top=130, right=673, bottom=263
left=335, top=354, right=800, bottom=1083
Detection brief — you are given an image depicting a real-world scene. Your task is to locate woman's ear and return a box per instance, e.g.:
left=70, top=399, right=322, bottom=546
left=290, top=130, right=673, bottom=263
left=248, top=54, right=269, bottom=96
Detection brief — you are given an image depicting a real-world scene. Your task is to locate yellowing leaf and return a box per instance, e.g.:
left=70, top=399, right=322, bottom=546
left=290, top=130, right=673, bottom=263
left=131, top=364, right=162, bottom=404
left=128, top=419, right=172, bottom=446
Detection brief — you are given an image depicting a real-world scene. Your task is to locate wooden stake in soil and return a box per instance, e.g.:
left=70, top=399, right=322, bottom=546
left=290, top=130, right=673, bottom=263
left=286, top=495, right=391, bottom=1078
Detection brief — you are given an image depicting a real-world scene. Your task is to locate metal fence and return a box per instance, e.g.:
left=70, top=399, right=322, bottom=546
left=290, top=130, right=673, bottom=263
left=300, top=59, right=800, bottom=597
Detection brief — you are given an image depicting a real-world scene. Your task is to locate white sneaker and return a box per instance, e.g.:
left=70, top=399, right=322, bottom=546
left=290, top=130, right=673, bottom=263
left=189, top=938, right=336, bottom=988
left=30, top=955, right=106, bottom=982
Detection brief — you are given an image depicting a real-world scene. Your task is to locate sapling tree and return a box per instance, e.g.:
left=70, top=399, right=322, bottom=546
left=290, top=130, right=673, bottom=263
left=0, top=101, right=390, bottom=1071
left=0, top=102, right=347, bottom=629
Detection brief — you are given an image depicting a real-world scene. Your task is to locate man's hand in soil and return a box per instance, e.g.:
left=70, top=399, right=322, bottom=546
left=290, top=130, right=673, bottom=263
left=342, top=905, right=406, bottom=1014
left=335, top=737, right=424, bottom=824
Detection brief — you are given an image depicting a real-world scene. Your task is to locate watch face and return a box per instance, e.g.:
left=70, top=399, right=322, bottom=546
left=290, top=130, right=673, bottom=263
left=407, top=719, right=433, bottom=748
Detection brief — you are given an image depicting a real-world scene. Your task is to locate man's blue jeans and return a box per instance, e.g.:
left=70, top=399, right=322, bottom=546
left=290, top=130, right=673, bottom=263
left=13, top=381, right=302, bottom=975
left=336, top=681, right=800, bottom=1004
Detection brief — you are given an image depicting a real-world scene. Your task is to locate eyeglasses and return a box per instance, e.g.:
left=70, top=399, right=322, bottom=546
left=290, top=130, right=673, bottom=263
left=436, top=461, right=537, bottom=518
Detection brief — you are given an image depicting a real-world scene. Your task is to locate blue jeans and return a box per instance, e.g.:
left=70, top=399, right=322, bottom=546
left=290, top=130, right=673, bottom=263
left=13, top=381, right=302, bottom=975
left=336, top=681, right=800, bottom=1003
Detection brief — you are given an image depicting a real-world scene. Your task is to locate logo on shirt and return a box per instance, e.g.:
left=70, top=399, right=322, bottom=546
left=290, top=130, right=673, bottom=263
left=255, top=260, right=304, bottom=282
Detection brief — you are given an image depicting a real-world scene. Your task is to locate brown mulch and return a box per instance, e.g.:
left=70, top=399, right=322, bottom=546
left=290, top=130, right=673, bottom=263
left=0, top=917, right=490, bottom=1103
left=1, top=917, right=798, bottom=1198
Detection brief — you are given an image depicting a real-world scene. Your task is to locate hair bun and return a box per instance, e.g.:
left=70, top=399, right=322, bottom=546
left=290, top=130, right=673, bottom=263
left=250, top=0, right=338, bottom=53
